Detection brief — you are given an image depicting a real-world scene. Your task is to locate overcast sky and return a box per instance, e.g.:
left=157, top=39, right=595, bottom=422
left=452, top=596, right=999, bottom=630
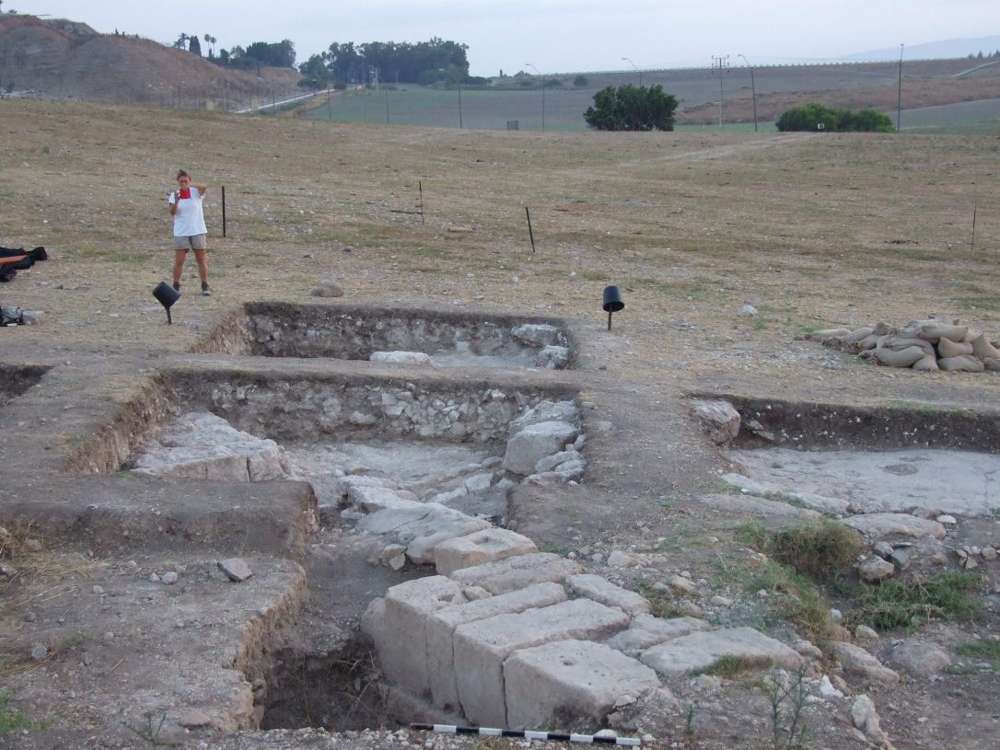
left=11, top=0, right=1000, bottom=74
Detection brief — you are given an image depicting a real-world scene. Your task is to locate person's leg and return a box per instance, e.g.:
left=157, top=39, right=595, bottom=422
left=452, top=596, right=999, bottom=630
left=194, top=249, right=209, bottom=284
left=172, top=249, right=187, bottom=289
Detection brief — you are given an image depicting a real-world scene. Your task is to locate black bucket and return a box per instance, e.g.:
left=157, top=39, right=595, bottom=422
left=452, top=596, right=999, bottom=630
left=153, top=282, right=180, bottom=324
left=602, top=286, right=625, bottom=313
left=603, top=285, right=624, bottom=330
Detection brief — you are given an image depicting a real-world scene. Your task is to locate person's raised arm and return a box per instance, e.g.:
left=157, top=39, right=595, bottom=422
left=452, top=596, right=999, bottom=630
left=168, top=191, right=178, bottom=216
left=195, top=184, right=208, bottom=196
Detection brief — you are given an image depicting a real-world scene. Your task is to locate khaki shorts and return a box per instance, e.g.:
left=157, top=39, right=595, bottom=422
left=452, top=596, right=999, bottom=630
left=173, top=234, right=207, bottom=251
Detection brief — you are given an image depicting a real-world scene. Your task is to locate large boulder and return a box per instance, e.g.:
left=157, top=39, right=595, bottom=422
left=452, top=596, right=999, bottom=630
left=691, top=399, right=741, bottom=445
left=885, top=640, right=952, bottom=677
left=503, top=421, right=579, bottom=475
left=828, top=642, right=899, bottom=685
left=133, top=412, right=288, bottom=482
left=843, top=513, right=946, bottom=540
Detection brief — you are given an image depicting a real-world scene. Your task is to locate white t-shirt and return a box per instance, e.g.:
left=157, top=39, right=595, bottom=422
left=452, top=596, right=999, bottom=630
left=169, top=187, right=208, bottom=237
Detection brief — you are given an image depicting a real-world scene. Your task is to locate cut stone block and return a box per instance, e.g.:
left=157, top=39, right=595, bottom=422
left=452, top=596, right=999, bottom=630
left=566, top=574, right=651, bottom=617
left=426, top=582, right=568, bottom=712
left=606, top=615, right=711, bottom=657
left=640, top=627, right=802, bottom=676
left=382, top=576, right=466, bottom=698
left=453, top=599, right=630, bottom=726
left=434, top=528, right=538, bottom=576
left=504, top=421, right=580, bottom=475
left=504, top=640, right=661, bottom=729
left=449, top=552, right=582, bottom=595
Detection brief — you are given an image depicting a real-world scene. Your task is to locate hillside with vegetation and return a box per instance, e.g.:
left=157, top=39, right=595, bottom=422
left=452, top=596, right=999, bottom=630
left=0, top=15, right=298, bottom=108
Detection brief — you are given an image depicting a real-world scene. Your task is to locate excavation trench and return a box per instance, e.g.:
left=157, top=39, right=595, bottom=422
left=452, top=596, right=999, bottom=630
left=194, top=302, right=577, bottom=370
left=702, top=394, right=1000, bottom=518
left=100, top=368, right=587, bottom=731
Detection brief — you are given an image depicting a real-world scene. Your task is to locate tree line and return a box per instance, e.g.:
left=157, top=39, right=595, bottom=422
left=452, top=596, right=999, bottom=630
left=298, top=38, right=476, bottom=89
left=172, top=34, right=296, bottom=71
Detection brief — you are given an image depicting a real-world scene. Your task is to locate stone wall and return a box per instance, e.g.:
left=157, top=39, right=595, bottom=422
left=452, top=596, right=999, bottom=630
left=164, top=370, right=578, bottom=446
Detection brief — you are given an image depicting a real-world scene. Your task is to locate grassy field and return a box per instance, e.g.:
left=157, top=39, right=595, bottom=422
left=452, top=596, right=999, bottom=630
left=900, top=97, right=1000, bottom=133
left=304, top=80, right=1000, bottom=134
left=1, top=100, right=998, bottom=399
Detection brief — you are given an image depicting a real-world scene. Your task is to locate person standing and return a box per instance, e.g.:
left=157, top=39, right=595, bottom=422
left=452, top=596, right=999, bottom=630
left=168, top=170, right=211, bottom=296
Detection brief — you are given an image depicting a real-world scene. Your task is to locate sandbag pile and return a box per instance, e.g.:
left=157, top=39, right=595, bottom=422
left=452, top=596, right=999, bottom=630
left=808, top=318, right=1000, bottom=373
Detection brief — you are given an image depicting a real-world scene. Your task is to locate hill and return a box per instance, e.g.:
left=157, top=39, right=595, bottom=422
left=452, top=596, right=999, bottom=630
left=0, top=15, right=298, bottom=109
left=845, top=35, right=1000, bottom=62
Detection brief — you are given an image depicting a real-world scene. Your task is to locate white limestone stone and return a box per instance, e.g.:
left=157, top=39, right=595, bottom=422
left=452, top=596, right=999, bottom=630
left=448, top=552, right=582, bottom=595
left=426, top=582, right=568, bottom=712
left=640, top=627, right=803, bottom=676
left=606, top=615, right=711, bottom=657
left=382, top=576, right=466, bottom=697
left=452, top=599, right=630, bottom=726
left=566, top=574, right=651, bottom=616
left=503, top=421, right=579, bottom=475
left=434, top=528, right=538, bottom=576
left=504, top=640, right=661, bottom=729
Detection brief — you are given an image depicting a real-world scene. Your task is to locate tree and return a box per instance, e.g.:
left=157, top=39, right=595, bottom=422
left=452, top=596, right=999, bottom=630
left=204, top=34, right=217, bottom=59
left=573, top=74, right=590, bottom=87
left=298, top=52, right=331, bottom=89
left=173, top=33, right=189, bottom=50
left=188, top=34, right=202, bottom=56
left=584, top=84, right=678, bottom=131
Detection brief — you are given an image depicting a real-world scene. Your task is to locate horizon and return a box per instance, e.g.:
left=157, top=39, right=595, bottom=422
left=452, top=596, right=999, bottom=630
left=8, top=0, right=1000, bottom=75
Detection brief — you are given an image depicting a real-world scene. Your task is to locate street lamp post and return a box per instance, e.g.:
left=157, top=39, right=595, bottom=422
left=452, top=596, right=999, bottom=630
left=738, top=54, right=758, bottom=132
left=622, top=57, right=642, bottom=87
left=526, top=63, right=545, bottom=131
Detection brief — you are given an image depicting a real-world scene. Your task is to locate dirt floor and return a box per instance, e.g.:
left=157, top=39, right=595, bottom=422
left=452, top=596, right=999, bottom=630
left=1, top=101, right=999, bottom=749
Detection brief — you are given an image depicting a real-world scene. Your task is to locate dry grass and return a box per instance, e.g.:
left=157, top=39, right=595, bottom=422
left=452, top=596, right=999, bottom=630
left=0, top=100, right=998, bottom=409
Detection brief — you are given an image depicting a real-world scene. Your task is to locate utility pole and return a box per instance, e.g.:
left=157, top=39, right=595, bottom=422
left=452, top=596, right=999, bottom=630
left=896, top=44, right=904, bottom=132
left=738, top=54, right=758, bottom=132
left=526, top=62, right=545, bottom=131
left=711, top=55, right=730, bottom=128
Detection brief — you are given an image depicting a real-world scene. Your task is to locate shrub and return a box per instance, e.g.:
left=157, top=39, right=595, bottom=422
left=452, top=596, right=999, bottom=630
left=768, top=522, right=862, bottom=581
left=584, top=84, right=678, bottom=131
left=776, top=103, right=894, bottom=132
left=735, top=521, right=861, bottom=582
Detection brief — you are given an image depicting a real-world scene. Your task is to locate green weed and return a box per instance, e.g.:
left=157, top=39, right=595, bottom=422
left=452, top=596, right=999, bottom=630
left=847, top=572, right=983, bottom=631
left=695, top=655, right=772, bottom=679
left=956, top=639, right=1000, bottom=668
left=0, top=692, right=32, bottom=735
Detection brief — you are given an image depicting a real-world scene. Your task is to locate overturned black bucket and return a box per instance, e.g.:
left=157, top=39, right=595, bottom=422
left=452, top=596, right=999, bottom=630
left=153, top=281, right=180, bottom=324
left=603, top=285, right=624, bottom=331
